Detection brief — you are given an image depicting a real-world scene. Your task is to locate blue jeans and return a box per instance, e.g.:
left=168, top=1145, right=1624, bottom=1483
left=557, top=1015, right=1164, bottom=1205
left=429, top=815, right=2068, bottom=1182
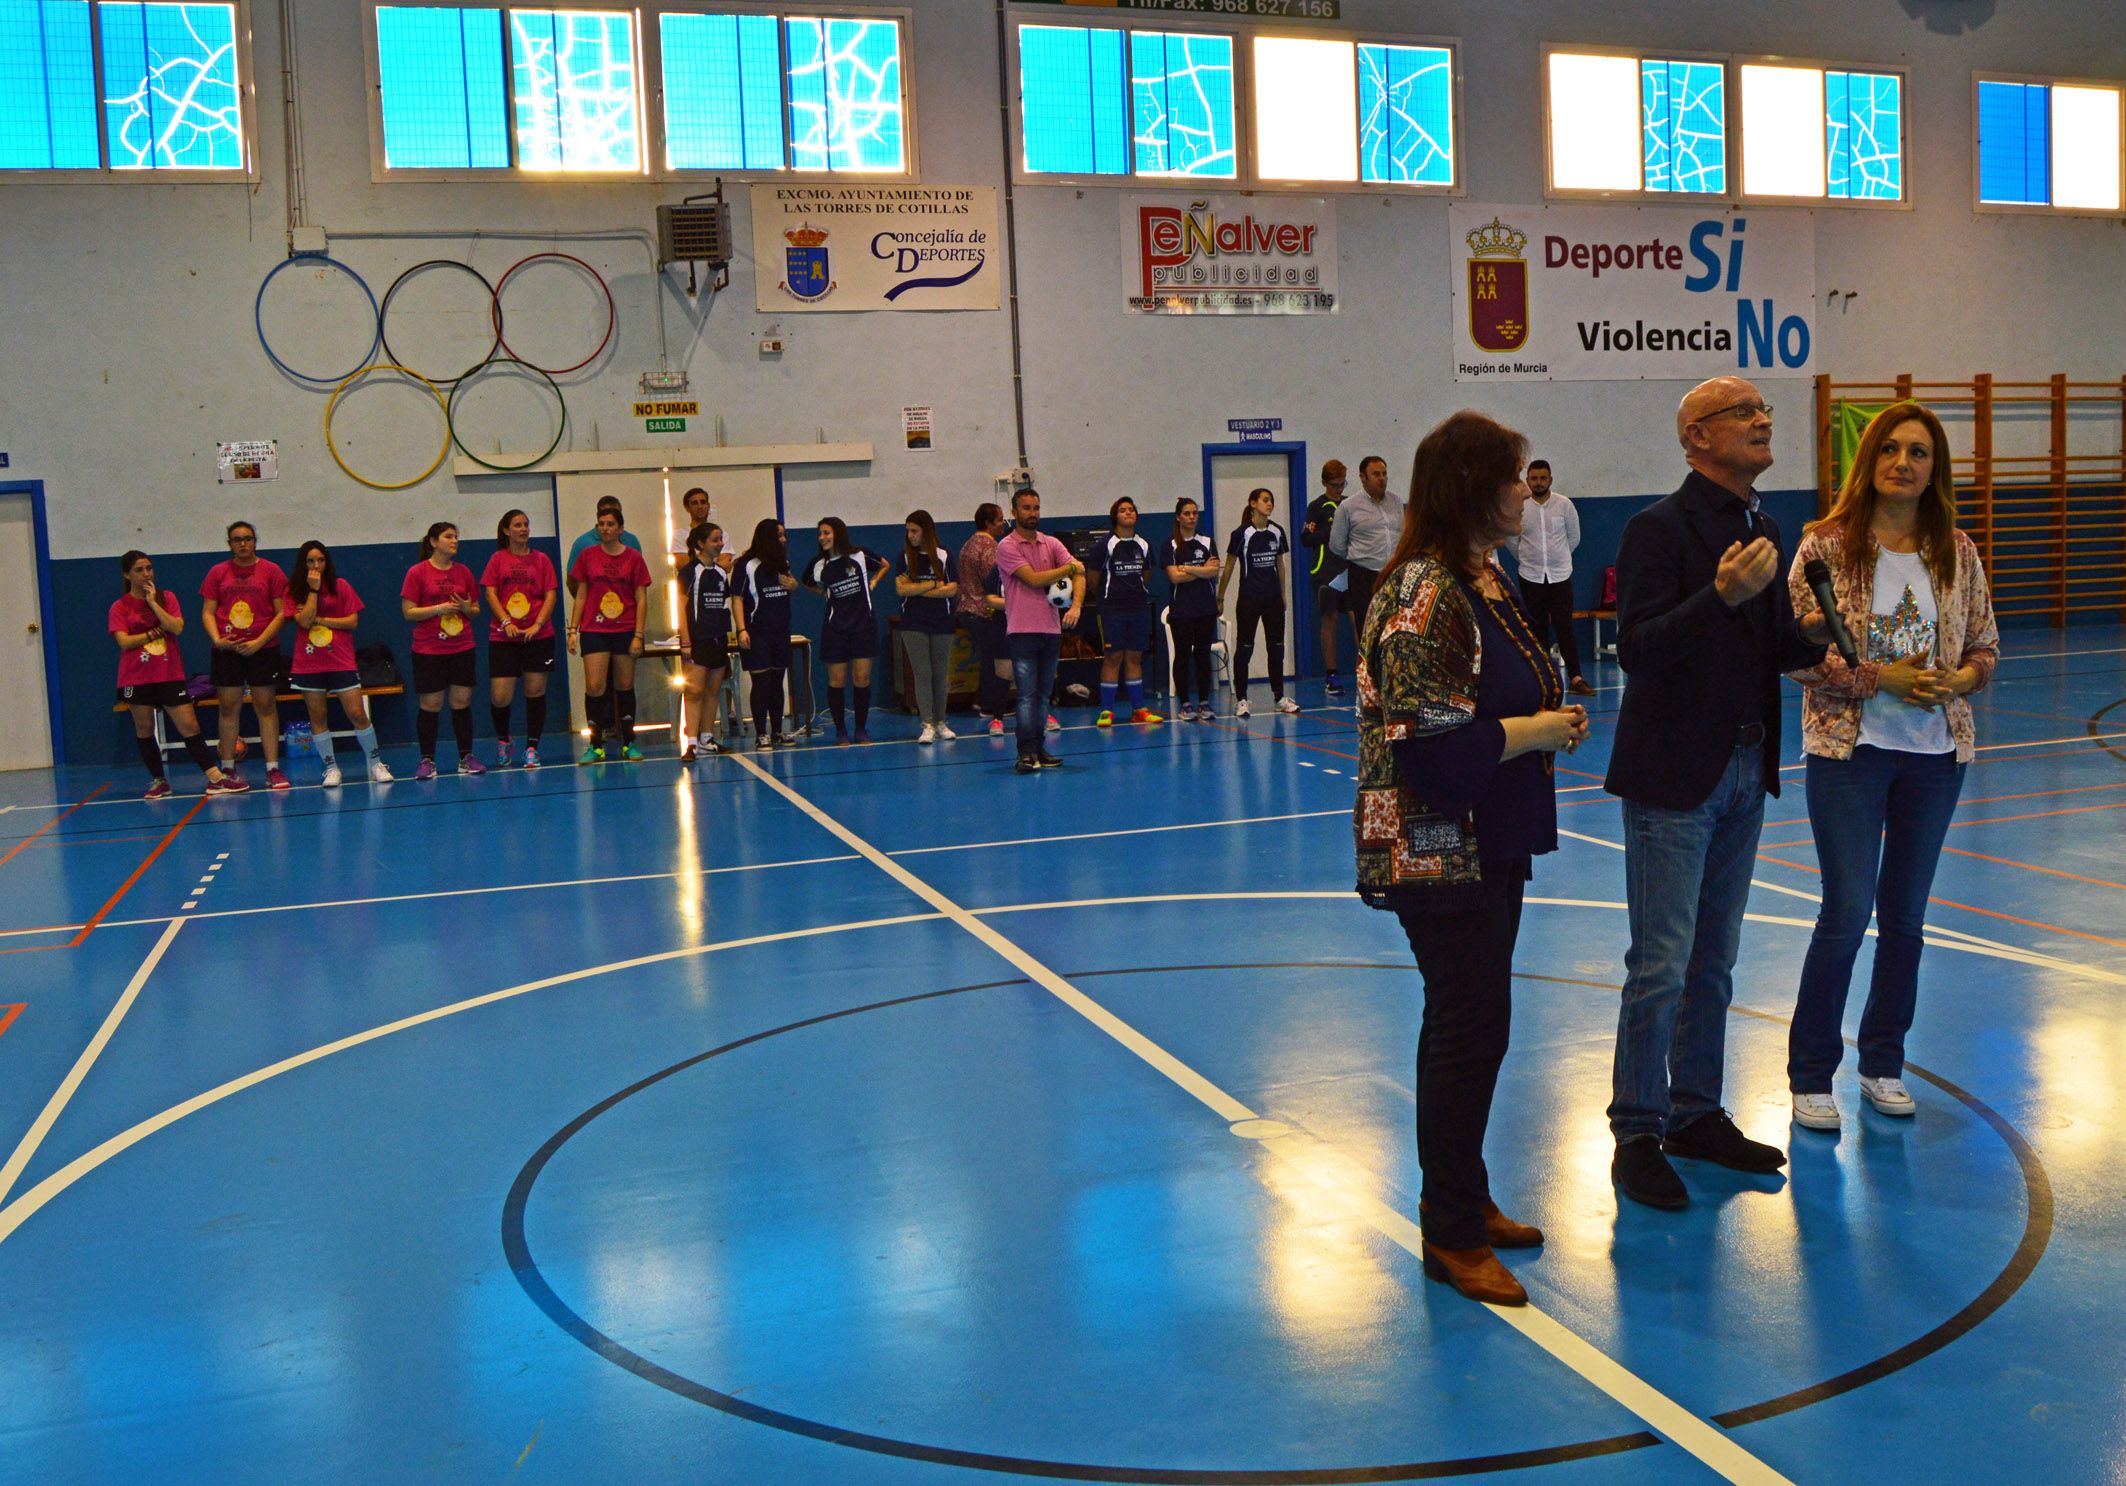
left=1788, top=746, right=1965, bottom=1091
left=1007, top=631, right=1060, bottom=755
left=1609, top=741, right=1767, bottom=1141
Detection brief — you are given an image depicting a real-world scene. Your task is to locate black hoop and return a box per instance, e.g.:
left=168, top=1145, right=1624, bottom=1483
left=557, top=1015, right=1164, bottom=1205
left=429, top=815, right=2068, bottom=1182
left=379, top=259, right=504, bottom=388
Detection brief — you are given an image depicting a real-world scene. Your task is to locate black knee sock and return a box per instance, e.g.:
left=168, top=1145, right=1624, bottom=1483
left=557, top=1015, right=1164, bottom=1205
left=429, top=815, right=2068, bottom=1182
left=451, top=706, right=474, bottom=757
left=616, top=698, right=635, bottom=746
left=1267, top=639, right=1287, bottom=699
left=762, top=669, right=785, bottom=737
left=624, top=685, right=639, bottom=734
left=417, top=709, right=440, bottom=760
left=490, top=704, right=511, bottom=743
left=828, top=684, right=846, bottom=734
left=854, top=685, right=870, bottom=733
left=1233, top=643, right=1254, bottom=697
left=587, top=691, right=606, bottom=746
left=751, top=678, right=771, bottom=741
left=180, top=731, right=216, bottom=776
left=525, top=693, right=546, bottom=745
left=135, top=735, right=166, bottom=780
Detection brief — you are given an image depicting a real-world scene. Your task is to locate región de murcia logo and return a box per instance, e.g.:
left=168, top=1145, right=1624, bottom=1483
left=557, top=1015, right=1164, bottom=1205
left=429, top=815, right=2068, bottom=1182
left=1465, top=218, right=1529, bottom=353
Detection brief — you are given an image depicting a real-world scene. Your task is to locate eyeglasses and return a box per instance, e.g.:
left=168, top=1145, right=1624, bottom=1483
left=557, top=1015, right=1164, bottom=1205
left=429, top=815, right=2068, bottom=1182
left=1325, top=478, right=1347, bottom=486
left=1696, top=400, right=1773, bottom=423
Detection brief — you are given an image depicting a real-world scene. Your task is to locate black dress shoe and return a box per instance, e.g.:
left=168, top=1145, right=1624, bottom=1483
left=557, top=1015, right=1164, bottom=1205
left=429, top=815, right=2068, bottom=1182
left=1613, top=1137, right=1689, bottom=1210
left=1015, top=753, right=1040, bottom=774
left=1036, top=750, right=1064, bottom=768
left=1662, top=1111, right=1787, bottom=1173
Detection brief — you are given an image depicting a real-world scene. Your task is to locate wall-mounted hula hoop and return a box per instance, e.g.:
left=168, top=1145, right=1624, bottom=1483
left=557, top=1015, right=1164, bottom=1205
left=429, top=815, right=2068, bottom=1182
left=379, top=259, right=503, bottom=387
left=324, top=363, right=451, bottom=491
left=256, top=253, right=381, bottom=385
left=490, top=252, right=615, bottom=376
left=447, top=357, right=568, bottom=472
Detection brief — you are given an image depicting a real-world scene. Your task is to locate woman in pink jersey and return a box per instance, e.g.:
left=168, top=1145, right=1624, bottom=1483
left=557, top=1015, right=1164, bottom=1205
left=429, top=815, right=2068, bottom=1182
left=199, top=519, right=291, bottom=790
left=400, top=521, right=484, bottom=780
left=566, top=507, right=653, bottom=763
left=111, top=551, right=239, bottom=798
left=480, top=509, right=559, bottom=769
left=287, top=541, right=393, bottom=788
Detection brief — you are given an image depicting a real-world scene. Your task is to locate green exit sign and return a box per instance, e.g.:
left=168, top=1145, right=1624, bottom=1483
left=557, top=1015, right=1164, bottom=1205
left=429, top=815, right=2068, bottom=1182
left=645, top=418, right=686, bottom=433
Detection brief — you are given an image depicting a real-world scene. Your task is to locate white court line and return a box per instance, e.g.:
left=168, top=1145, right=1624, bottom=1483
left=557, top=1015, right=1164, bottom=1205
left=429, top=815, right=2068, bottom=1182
left=730, top=751, right=1794, bottom=1486
left=0, top=918, right=187, bottom=1208
left=897, top=807, right=1347, bottom=857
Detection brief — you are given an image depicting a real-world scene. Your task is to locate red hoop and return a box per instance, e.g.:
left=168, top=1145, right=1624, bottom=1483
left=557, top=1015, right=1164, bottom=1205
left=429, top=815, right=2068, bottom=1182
left=490, top=252, right=616, bottom=377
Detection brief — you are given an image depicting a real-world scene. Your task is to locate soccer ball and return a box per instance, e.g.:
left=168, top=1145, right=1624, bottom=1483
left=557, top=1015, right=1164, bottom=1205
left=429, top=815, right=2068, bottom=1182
left=1046, top=578, right=1074, bottom=610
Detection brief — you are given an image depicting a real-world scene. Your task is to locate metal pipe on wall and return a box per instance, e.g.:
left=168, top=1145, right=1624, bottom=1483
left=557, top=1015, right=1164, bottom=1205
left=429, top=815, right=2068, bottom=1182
left=992, top=0, right=1031, bottom=467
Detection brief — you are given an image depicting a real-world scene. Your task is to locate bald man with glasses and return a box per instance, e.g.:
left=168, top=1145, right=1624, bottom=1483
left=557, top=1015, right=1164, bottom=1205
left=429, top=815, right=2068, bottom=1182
left=1604, top=376, right=1830, bottom=1212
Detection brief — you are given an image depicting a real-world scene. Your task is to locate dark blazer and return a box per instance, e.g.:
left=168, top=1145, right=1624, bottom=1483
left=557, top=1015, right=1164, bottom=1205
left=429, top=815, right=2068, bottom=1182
left=1604, top=471, right=1826, bottom=809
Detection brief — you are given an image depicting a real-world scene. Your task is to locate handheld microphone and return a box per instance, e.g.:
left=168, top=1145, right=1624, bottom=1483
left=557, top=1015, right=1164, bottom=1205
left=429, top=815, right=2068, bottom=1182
left=1802, top=558, right=1859, bottom=667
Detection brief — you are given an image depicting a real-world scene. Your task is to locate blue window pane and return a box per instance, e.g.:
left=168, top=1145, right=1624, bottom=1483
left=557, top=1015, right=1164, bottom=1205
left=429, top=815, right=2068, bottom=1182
left=0, top=0, right=98, bottom=169
left=662, top=11, right=781, bottom=170
left=376, top=6, right=507, bottom=170
left=785, top=16, right=904, bottom=173
left=510, top=8, right=640, bottom=171
left=1978, top=79, right=2050, bottom=204
left=1018, top=23, right=1127, bottom=175
left=1358, top=42, right=1452, bottom=185
left=100, top=2, right=243, bottom=170
left=1827, top=70, right=1901, bottom=199
left=1641, top=58, right=1724, bottom=193
left=1129, top=29, right=1233, bottom=178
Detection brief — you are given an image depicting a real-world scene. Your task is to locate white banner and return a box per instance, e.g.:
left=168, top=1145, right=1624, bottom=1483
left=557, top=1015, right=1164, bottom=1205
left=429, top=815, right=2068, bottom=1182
left=1121, top=195, right=1338, bottom=315
left=1449, top=203, right=1815, bottom=381
left=752, top=186, right=1000, bottom=312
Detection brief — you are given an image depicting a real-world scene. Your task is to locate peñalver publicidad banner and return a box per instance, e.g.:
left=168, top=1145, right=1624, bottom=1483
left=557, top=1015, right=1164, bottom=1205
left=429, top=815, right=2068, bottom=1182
left=1449, top=203, right=1815, bottom=381
left=1121, top=195, right=1338, bottom=315
left=752, top=186, right=1000, bottom=312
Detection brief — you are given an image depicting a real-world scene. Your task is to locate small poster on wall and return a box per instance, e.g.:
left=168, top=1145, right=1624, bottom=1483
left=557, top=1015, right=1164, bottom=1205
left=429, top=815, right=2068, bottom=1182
left=903, top=407, right=933, bottom=451
left=218, top=440, right=278, bottom=482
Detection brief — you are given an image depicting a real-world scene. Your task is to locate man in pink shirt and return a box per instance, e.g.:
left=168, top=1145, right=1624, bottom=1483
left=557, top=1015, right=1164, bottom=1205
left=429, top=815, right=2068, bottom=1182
left=993, top=488, right=1083, bottom=773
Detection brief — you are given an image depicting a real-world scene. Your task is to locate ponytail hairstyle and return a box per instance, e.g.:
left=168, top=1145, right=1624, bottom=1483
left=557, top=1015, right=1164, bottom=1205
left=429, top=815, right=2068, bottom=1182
left=495, top=508, right=528, bottom=554
left=903, top=508, right=943, bottom=580
left=686, top=522, right=723, bottom=566
left=119, top=550, right=152, bottom=595
left=420, top=521, right=457, bottom=562
left=742, top=518, right=791, bottom=584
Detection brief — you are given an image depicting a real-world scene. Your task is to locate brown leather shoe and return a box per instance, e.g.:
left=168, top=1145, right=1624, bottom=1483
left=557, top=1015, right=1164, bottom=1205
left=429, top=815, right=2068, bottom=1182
left=1421, top=1242, right=1527, bottom=1306
left=1569, top=676, right=1596, bottom=696
left=1419, top=1200, right=1545, bottom=1249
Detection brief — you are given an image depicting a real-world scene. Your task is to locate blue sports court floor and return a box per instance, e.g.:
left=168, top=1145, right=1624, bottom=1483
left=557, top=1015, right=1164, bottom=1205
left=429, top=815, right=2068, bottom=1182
left=1, top=626, right=2123, bottom=1484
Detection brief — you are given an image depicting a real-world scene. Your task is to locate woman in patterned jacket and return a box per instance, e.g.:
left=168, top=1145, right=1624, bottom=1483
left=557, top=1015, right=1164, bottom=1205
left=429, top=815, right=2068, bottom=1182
left=1784, top=402, right=1999, bottom=1133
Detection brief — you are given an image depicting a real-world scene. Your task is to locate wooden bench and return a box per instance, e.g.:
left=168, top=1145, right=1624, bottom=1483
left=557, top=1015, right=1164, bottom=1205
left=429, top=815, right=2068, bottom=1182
left=1573, top=608, right=1618, bottom=659
left=117, top=685, right=405, bottom=757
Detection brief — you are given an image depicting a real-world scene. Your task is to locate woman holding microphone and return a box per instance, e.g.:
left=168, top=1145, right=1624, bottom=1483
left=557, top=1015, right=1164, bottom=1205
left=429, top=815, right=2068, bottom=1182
left=1353, top=410, right=1588, bottom=1307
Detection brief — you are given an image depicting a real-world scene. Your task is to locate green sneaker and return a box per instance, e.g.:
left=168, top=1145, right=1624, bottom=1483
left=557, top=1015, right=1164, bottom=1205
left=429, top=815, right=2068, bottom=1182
left=619, top=744, right=644, bottom=762
left=578, top=744, right=604, bottom=765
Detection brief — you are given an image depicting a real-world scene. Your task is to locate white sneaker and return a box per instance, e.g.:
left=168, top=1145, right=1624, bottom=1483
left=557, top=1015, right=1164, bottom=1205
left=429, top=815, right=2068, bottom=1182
left=1235, top=699, right=1251, bottom=718
left=1792, top=1092, right=1841, bottom=1130
left=1276, top=696, right=1301, bottom=714
left=367, top=758, right=395, bottom=784
left=696, top=733, right=714, bottom=752
left=937, top=722, right=957, bottom=740
left=321, top=761, right=342, bottom=788
left=918, top=724, right=936, bottom=745
left=1859, top=1075, right=1917, bottom=1116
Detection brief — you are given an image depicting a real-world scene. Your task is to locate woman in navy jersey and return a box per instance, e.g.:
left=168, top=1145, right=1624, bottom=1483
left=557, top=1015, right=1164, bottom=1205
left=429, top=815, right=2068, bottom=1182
left=1093, top=497, right=1161, bottom=727
left=677, top=522, right=746, bottom=758
left=111, top=551, right=238, bottom=797
left=1217, top=488, right=1300, bottom=717
left=735, top=519, right=796, bottom=749
left=1161, top=498, right=1222, bottom=721
left=896, top=509, right=960, bottom=745
left=805, top=516, right=890, bottom=745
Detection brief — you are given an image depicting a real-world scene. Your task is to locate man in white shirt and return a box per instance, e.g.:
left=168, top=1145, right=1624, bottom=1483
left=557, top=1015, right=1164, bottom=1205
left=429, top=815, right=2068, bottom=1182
left=1511, top=460, right=1596, bottom=696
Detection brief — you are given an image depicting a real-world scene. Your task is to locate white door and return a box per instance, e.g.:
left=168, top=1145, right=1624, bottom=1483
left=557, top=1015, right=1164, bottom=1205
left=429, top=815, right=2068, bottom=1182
left=1208, top=453, right=1295, bottom=692
left=0, top=495, right=53, bottom=771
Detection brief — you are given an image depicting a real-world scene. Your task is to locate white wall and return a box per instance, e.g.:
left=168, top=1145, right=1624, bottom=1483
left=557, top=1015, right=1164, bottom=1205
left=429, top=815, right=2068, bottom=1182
left=3, top=0, right=2122, bottom=560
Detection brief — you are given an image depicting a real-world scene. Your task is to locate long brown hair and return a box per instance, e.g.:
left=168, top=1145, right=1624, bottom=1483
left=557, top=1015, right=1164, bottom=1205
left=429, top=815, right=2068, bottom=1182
left=903, top=508, right=944, bottom=578
left=1811, top=401, right=1958, bottom=593
left=1383, top=411, right=1529, bottom=579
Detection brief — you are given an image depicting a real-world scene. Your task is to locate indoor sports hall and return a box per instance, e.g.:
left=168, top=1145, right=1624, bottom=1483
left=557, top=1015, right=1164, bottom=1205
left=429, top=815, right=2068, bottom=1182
left=2, top=2, right=2124, bottom=1483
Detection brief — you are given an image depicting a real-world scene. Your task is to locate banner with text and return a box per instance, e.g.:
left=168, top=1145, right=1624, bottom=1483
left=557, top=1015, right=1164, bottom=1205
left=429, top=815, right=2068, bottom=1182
left=753, top=186, right=1000, bottom=312
left=1449, top=203, right=1815, bottom=381
left=1122, top=195, right=1338, bottom=315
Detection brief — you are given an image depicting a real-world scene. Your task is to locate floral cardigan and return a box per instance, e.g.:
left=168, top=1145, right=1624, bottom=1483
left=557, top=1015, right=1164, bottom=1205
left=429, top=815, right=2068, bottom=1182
left=1784, top=525, right=1999, bottom=763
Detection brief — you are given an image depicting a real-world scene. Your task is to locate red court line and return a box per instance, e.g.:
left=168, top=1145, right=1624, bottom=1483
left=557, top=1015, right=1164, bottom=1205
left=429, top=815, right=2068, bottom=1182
left=1959, top=780, right=2126, bottom=808
left=66, top=794, right=208, bottom=947
left=1939, top=845, right=2126, bottom=895
left=1203, top=718, right=1360, bottom=762
left=0, top=784, right=110, bottom=868
left=1951, top=800, right=2126, bottom=829
left=1754, top=852, right=2126, bottom=951
left=0, top=1003, right=22, bottom=1038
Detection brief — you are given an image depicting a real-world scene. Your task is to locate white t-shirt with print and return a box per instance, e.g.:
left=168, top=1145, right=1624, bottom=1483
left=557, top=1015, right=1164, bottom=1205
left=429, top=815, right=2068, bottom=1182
left=1857, top=546, right=1954, bottom=755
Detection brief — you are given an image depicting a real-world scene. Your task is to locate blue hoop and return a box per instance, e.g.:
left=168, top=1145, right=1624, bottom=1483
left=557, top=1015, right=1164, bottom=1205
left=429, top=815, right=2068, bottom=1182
left=255, top=253, right=381, bottom=385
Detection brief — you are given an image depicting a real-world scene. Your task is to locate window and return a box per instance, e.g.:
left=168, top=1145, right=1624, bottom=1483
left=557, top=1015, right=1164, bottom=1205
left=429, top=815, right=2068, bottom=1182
left=1018, top=22, right=1452, bottom=188
left=370, top=4, right=910, bottom=178
left=1547, top=49, right=1725, bottom=195
left=1978, top=77, right=2122, bottom=211
left=1, top=0, right=249, bottom=176
left=1738, top=62, right=1904, bottom=201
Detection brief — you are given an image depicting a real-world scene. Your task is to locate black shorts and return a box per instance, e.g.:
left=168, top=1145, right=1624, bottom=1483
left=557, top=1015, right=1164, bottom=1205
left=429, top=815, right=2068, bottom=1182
left=116, top=680, right=190, bottom=709
left=687, top=636, right=731, bottom=671
left=490, top=636, right=556, bottom=678
left=577, top=629, right=637, bottom=657
left=291, top=669, right=360, bottom=694
left=210, top=647, right=284, bottom=690
left=1313, top=581, right=1350, bottom=615
left=819, top=626, right=875, bottom=665
left=411, top=649, right=477, bottom=694
left=743, top=632, right=792, bottom=672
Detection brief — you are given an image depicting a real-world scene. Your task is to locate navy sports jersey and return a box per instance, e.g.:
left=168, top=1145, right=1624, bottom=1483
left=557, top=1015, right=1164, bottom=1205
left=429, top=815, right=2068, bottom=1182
left=1227, top=520, right=1288, bottom=604
left=686, top=561, right=733, bottom=652
left=809, top=550, right=887, bottom=635
left=739, top=557, right=793, bottom=642
left=1160, top=534, right=1219, bottom=621
left=901, top=548, right=956, bottom=635
left=1094, top=532, right=1155, bottom=609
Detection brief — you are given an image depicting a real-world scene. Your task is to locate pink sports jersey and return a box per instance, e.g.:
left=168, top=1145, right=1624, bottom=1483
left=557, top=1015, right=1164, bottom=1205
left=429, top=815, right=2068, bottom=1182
left=569, top=544, right=653, bottom=634
left=199, top=559, right=288, bottom=645
left=286, top=578, right=363, bottom=675
left=109, top=592, right=186, bottom=685
left=480, top=548, right=558, bottom=641
left=401, top=560, right=479, bottom=655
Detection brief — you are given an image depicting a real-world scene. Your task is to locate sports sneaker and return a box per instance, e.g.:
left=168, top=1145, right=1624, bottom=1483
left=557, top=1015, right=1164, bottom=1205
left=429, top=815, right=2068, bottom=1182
left=1235, top=700, right=1251, bottom=718
left=1015, top=752, right=1040, bottom=774
left=937, top=722, right=957, bottom=740
left=321, top=761, right=343, bottom=788
left=266, top=767, right=291, bottom=791
left=208, top=773, right=249, bottom=795
left=1325, top=676, right=1344, bottom=697
left=414, top=758, right=437, bottom=781
left=1792, top=1093, right=1841, bottom=1131
left=368, top=758, right=395, bottom=783
left=1130, top=707, right=1163, bottom=724
left=619, top=744, right=644, bottom=762
left=854, top=730, right=871, bottom=745
left=1276, top=696, right=1301, bottom=714
left=521, top=746, right=540, bottom=770
left=1859, top=1075, right=1917, bottom=1117
left=1036, top=750, right=1063, bottom=769
left=1046, top=714, right=1061, bottom=732
left=678, top=742, right=696, bottom=761
left=143, top=778, right=173, bottom=800
left=578, top=745, right=603, bottom=765
left=919, top=724, right=937, bottom=744
left=834, top=727, right=850, bottom=747
left=495, top=739, right=514, bottom=767
left=1095, top=710, right=1114, bottom=728
left=459, top=755, right=486, bottom=776
left=697, top=739, right=721, bottom=755
left=988, top=716, right=1005, bottom=737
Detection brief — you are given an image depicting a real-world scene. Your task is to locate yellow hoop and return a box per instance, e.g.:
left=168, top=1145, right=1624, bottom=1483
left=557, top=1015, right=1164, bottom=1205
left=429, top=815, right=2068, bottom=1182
left=324, top=362, right=451, bottom=491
